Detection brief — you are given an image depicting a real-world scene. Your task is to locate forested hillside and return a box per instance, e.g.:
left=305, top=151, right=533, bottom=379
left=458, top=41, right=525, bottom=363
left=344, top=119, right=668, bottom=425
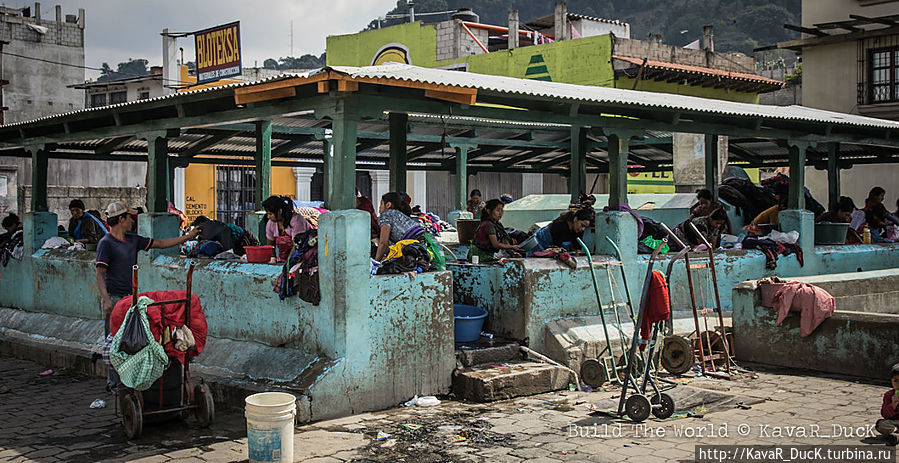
left=369, top=0, right=800, bottom=55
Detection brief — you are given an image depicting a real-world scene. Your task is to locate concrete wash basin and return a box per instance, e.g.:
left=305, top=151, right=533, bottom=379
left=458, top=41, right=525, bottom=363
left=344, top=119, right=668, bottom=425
left=733, top=269, right=899, bottom=379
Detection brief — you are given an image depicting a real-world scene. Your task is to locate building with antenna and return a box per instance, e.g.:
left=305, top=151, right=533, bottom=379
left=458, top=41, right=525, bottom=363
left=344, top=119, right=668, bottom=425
left=0, top=3, right=97, bottom=220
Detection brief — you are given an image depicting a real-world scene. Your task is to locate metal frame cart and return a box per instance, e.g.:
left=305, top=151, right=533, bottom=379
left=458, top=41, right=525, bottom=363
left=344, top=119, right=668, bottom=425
left=615, top=239, right=676, bottom=422
left=577, top=238, right=641, bottom=387
left=659, top=222, right=735, bottom=378
left=117, top=262, right=214, bottom=439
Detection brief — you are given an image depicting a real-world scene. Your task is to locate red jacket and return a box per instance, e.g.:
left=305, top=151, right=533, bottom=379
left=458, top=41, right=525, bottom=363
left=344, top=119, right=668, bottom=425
left=883, top=389, right=899, bottom=420
left=641, top=270, right=670, bottom=350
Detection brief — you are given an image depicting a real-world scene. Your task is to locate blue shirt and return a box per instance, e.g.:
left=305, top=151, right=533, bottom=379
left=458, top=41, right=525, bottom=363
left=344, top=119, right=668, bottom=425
left=95, top=232, right=153, bottom=295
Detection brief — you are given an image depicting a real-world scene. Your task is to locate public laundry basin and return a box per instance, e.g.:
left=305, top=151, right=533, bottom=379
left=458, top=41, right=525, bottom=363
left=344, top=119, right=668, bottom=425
left=454, top=304, right=488, bottom=343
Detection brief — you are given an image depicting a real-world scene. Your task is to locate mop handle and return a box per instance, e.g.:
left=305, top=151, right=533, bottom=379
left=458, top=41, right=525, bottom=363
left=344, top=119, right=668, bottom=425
left=688, top=221, right=713, bottom=249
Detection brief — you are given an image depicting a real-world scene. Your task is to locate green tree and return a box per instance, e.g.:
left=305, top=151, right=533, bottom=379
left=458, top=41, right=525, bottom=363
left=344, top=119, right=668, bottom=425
left=97, top=58, right=149, bottom=82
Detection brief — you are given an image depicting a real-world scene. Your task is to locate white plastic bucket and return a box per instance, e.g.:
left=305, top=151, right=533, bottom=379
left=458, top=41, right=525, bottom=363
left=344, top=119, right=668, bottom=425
left=245, top=392, right=297, bottom=463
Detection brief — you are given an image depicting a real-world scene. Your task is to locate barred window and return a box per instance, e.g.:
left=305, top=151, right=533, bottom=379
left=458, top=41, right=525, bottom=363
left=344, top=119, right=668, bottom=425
left=870, top=47, right=899, bottom=103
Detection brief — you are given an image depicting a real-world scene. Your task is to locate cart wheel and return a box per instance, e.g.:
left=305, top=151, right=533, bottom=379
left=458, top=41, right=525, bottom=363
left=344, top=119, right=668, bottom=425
left=698, top=330, right=727, bottom=367
left=624, top=395, right=651, bottom=423
left=651, top=393, right=675, bottom=419
left=580, top=359, right=608, bottom=387
left=661, top=336, right=694, bottom=375
left=194, top=383, right=214, bottom=428
left=122, top=392, right=143, bottom=440
left=617, top=353, right=655, bottom=379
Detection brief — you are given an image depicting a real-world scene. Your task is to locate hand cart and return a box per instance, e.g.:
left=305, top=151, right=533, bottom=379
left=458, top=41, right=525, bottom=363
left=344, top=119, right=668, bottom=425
left=658, top=222, right=735, bottom=378
left=614, top=239, right=676, bottom=422
left=576, top=238, right=640, bottom=387
left=117, top=262, right=214, bottom=439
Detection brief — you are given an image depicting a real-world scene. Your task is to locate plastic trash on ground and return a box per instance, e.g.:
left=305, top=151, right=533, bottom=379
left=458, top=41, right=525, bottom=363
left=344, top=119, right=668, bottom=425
left=90, top=399, right=106, bottom=409
left=403, top=395, right=441, bottom=407
left=376, top=430, right=391, bottom=440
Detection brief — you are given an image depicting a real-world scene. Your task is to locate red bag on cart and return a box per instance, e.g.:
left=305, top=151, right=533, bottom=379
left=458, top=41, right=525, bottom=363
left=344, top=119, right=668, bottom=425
left=111, top=290, right=207, bottom=365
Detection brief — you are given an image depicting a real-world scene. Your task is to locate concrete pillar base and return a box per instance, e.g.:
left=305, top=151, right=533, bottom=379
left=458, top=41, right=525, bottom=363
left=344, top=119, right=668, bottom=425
left=779, top=209, right=815, bottom=256
left=137, top=212, right=181, bottom=261
left=593, top=211, right=638, bottom=259
left=25, top=212, right=58, bottom=255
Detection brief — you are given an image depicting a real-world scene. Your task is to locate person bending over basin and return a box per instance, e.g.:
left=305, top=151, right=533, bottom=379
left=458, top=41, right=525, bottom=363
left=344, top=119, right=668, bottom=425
left=525, top=209, right=592, bottom=256
left=469, top=199, right=523, bottom=262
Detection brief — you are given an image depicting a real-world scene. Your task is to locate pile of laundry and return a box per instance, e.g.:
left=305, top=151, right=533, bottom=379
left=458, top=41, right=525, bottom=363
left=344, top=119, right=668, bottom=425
left=378, top=239, right=435, bottom=275
left=41, top=236, right=85, bottom=251
left=274, top=229, right=320, bottom=304
left=741, top=230, right=803, bottom=270
left=412, top=208, right=452, bottom=236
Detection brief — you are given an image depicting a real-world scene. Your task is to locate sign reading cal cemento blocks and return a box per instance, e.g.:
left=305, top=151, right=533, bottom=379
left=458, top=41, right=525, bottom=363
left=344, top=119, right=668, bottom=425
left=194, top=21, right=241, bottom=84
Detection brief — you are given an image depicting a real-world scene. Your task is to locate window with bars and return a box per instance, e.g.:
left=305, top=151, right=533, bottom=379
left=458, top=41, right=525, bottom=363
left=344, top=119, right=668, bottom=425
left=869, top=47, right=899, bottom=103
left=109, top=91, right=127, bottom=105
left=89, top=93, right=106, bottom=108
left=216, top=166, right=256, bottom=228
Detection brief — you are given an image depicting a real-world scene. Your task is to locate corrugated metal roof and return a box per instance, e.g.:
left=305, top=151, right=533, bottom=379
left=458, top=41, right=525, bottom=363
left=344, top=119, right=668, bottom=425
left=326, top=64, right=899, bottom=130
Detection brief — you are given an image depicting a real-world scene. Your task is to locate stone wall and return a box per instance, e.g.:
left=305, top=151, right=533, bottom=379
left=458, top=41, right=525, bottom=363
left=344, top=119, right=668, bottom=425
left=19, top=185, right=147, bottom=226
left=612, top=36, right=756, bottom=73
left=434, top=19, right=488, bottom=61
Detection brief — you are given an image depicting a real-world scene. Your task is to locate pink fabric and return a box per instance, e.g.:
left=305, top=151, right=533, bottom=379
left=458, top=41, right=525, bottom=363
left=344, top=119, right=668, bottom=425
left=265, top=214, right=311, bottom=242
left=772, top=282, right=835, bottom=337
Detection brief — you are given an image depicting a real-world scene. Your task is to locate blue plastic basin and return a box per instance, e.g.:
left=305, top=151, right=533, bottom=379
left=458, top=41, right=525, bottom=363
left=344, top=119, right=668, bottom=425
left=453, top=304, right=488, bottom=343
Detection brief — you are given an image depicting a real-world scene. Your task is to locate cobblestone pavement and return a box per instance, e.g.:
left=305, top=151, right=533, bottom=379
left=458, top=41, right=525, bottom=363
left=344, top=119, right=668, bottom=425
left=1, top=355, right=896, bottom=462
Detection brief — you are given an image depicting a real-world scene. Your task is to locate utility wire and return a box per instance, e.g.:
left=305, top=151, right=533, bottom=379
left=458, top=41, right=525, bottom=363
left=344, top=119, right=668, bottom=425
left=1, top=50, right=187, bottom=85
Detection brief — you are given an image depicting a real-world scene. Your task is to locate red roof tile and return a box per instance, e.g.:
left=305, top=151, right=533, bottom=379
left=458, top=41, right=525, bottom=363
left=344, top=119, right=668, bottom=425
left=612, top=55, right=784, bottom=87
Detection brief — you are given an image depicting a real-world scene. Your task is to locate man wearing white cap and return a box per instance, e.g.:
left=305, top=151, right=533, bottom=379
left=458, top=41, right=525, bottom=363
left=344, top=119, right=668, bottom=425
left=95, top=201, right=200, bottom=392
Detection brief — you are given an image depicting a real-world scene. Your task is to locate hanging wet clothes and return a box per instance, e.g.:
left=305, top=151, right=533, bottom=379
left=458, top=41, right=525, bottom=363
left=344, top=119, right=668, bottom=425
left=640, top=270, right=670, bottom=351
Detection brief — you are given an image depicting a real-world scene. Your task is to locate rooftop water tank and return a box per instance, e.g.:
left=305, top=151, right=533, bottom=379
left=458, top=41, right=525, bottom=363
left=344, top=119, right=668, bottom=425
left=452, top=8, right=479, bottom=23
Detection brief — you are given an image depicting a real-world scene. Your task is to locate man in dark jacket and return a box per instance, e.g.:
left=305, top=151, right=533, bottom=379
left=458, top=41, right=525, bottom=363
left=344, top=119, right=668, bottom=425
left=68, top=199, right=107, bottom=244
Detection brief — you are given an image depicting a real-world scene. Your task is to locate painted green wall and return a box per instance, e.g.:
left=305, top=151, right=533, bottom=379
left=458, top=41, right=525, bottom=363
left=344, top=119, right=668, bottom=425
left=440, top=35, right=615, bottom=87
left=326, top=24, right=759, bottom=103
left=326, top=21, right=439, bottom=68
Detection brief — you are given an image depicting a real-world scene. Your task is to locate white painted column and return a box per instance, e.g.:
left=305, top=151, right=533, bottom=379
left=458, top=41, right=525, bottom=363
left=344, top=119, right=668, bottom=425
left=173, top=167, right=185, bottom=212
left=521, top=173, right=543, bottom=197
left=368, top=170, right=390, bottom=204
left=292, top=167, right=316, bottom=202
left=406, top=170, right=428, bottom=211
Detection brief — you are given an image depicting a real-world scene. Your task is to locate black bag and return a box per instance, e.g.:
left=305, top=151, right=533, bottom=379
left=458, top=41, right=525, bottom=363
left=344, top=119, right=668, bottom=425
left=120, top=307, right=148, bottom=355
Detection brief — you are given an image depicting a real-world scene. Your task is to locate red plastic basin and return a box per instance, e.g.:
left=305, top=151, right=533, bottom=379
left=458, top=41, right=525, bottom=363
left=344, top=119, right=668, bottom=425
left=245, top=245, right=273, bottom=263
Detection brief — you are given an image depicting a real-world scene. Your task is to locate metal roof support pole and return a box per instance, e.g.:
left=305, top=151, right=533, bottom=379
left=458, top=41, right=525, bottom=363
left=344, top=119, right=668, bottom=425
left=388, top=112, right=408, bottom=193
left=607, top=132, right=632, bottom=207
left=145, top=133, right=170, bottom=213
left=26, top=145, right=49, bottom=212
left=328, top=106, right=359, bottom=211
left=569, top=126, right=588, bottom=204
left=704, top=134, right=719, bottom=201
left=826, top=142, right=840, bottom=211
left=255, top=120, right=272, bottom=211
left=786, top=140, right=810, bottom=210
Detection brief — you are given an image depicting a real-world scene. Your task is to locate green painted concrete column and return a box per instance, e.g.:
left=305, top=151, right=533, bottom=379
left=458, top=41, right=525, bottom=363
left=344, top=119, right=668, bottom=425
left=388, top=112, right=408, bottom=193
left=569, top=126, right=587, bottom=204
left=24, top=212, right=57, bottom=255
left=27, top=145, right=49, bottom=212
left=137, top=212, right=182, bottom=262
left=787, top=140, right=809, bottom=210
left=705, top=134, right=719, bottom=200
left=453, top=144, right=474, bottom=212
left=607, top=133, right=631, bottom=207
left=827, top=142, right=840, bottom=211
left=779, top=209, right=815, bottom=261
left=145, top=133, right=170, bottom=213
left=255, top=120, right=272, bottom=209
left=317, top=209, right=369, bottom=358
left=328, top=109, right=359, bottom=211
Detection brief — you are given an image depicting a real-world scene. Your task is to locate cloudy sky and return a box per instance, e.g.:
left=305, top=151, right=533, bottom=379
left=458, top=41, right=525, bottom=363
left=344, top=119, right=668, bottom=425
left=40, top=0, right=397, bottom=77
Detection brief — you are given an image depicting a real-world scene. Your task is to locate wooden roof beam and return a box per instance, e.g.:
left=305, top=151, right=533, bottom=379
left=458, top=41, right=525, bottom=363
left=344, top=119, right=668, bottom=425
left=784, top=24, right=829, bottom=37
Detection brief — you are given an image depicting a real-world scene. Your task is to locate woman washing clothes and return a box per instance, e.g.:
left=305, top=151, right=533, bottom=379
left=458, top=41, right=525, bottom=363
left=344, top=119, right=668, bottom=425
left=469, top=199, right=523, bottom=262
left=526, top=209, right=592, bottom=256
left=263, top=195, right=312, bottom=261
left=674, top=208, right=728, bottom=250
left=375, top=192, right=444, bottom=270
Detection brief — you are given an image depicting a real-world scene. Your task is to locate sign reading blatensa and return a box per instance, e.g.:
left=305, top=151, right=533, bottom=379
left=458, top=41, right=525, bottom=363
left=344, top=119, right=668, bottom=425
left=194, top=21, right=241, bottom=84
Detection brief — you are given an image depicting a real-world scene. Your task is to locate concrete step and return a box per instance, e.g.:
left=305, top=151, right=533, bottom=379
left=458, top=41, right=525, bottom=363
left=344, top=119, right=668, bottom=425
left=452, top=360, right=571, bottom=402
left=455, top=342, right=523, bottom=368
